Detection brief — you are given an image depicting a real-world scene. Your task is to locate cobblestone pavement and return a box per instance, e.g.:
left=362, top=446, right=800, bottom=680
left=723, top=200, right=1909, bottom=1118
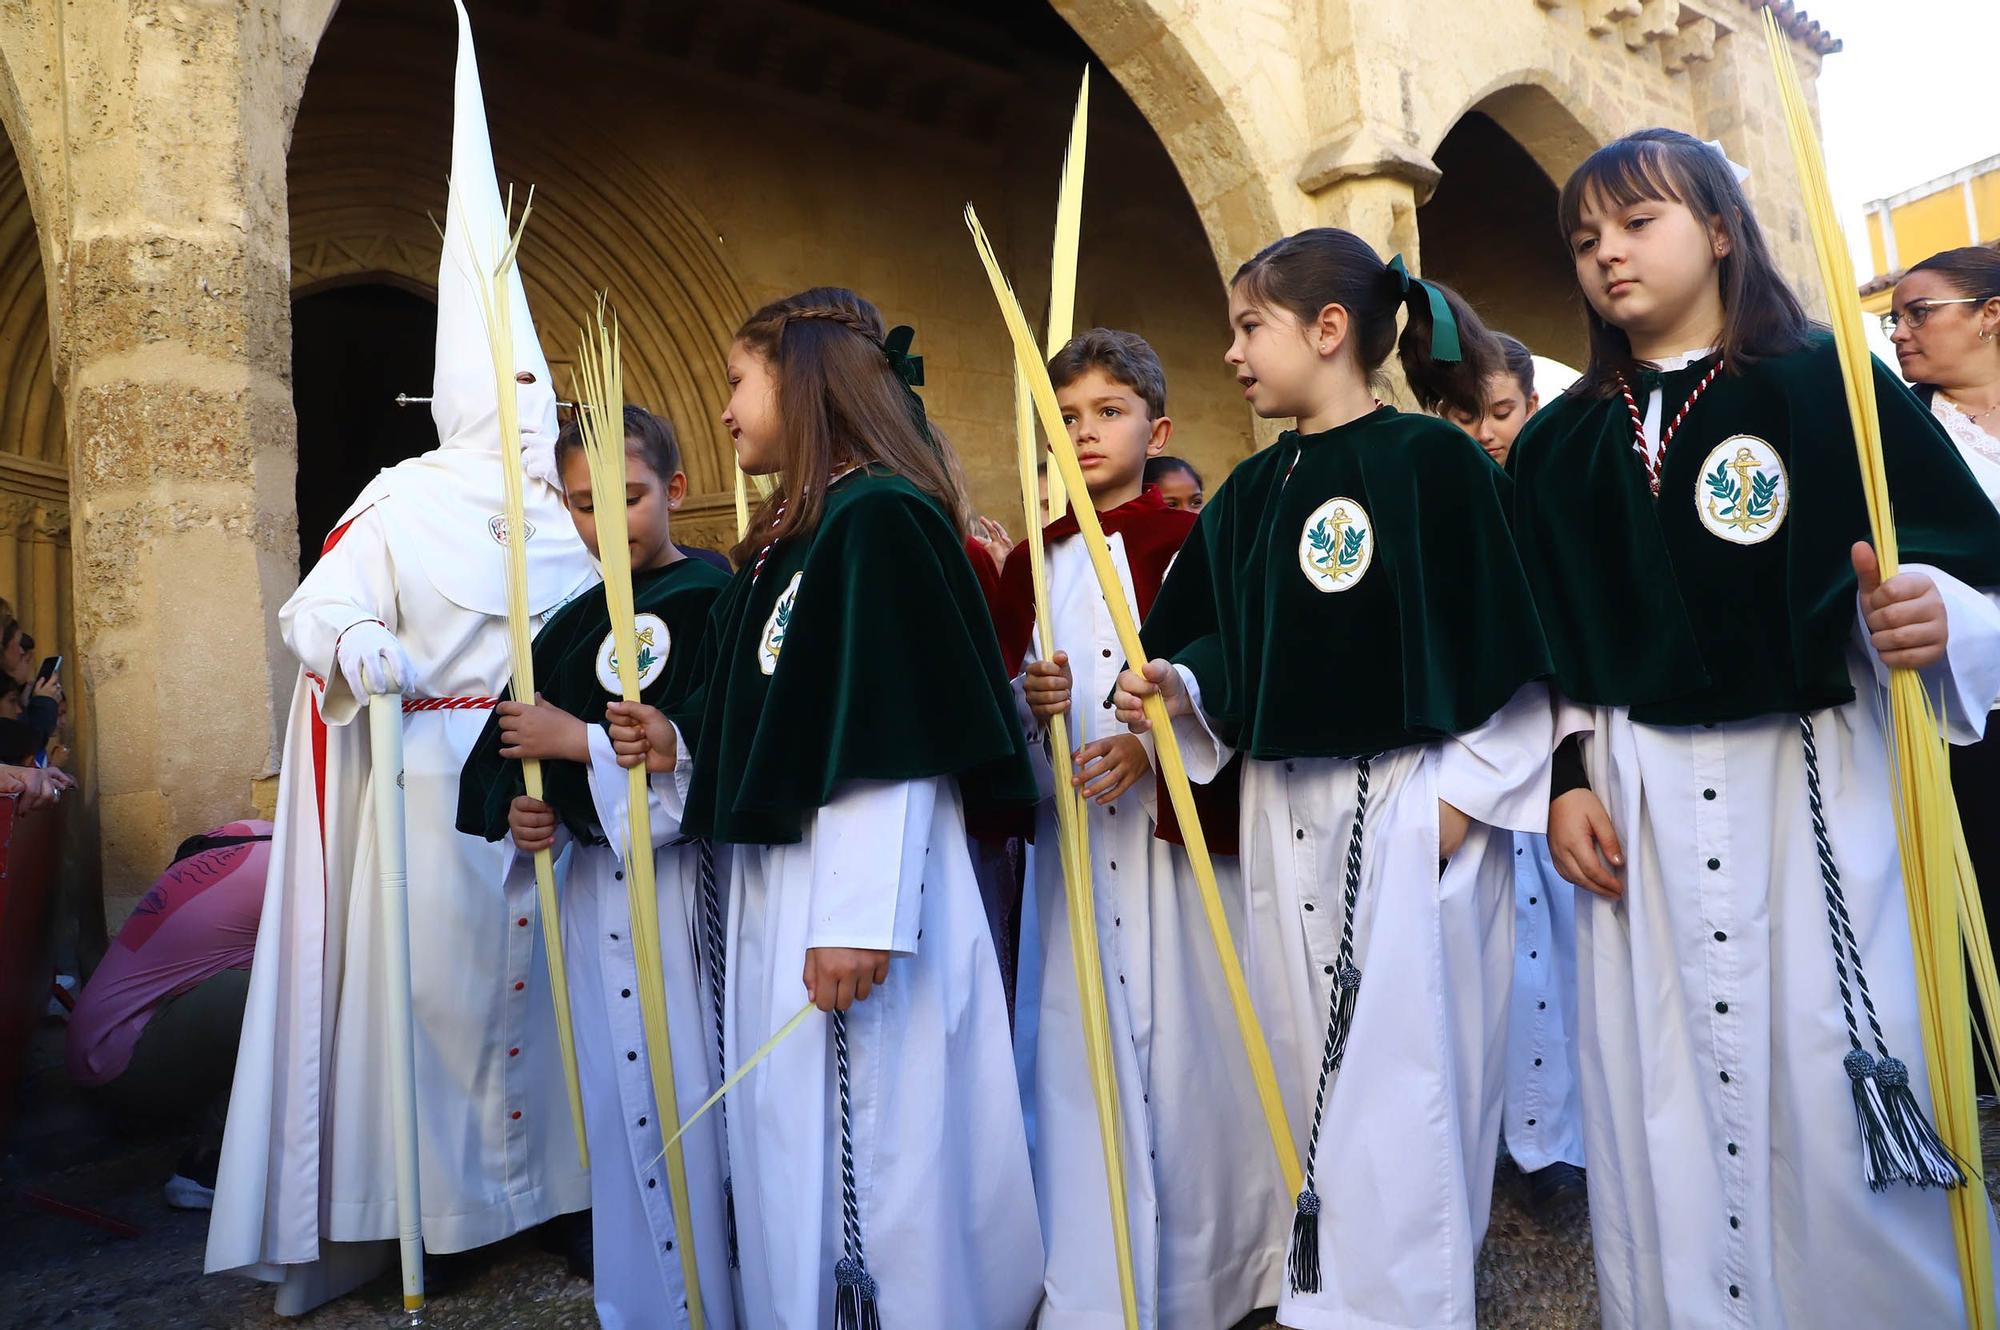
left=6, top=1022, right=1997, bottom=1330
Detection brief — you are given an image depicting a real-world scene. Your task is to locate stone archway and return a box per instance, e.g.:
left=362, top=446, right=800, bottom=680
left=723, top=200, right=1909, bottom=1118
left=1439, top=73, right=1610, bottom=191
left=288, top=2, right=755, bottom=547
left=1048, top=0, right=1291, bottom=276
left=0, top=96, right=96, bottom=957
left=284, top=0, right=1261, bottom=515
left=1417, top=81, right=1605, bottom=368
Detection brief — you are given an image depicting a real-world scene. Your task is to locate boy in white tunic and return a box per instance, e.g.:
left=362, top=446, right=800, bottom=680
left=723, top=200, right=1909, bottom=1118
left=1117, top=230, right=1555, bottom=1330
left=618, top=288, right=1044, bottom=1330
left=205, top=1, right=596, bottom=1309
left=459, top=408, right=736, bottom=1330
left=991, top=329, right=1283, bottom=1328
left=1512, top=128, right=2000, bottom=1330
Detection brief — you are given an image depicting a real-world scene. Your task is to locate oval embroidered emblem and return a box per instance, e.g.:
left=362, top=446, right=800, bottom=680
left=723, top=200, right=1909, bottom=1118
left=758, top=572, right=802, bottom=676
left=595, top=613, right=670, bottom=694
left=1695, top=435, right=1788, bottom=545
left=488, top=514, right=537, bottom=545
left=1298, top=496, right=1373, bottom=593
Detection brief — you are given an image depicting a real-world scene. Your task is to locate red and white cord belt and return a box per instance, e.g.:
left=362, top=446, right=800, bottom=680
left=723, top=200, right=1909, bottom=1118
left=306, top=672, right=498, bottom=713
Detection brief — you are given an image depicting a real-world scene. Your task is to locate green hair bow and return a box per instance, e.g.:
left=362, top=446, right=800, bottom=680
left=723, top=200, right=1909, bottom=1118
left=1385, top=255, right=1462, bottom=363
left=881, top=324, right=937, bottom=446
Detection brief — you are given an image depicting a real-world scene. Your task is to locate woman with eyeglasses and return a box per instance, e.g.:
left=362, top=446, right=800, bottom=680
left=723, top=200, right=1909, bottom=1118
left=1888, top=246, right=2000, bottom=508
left=1890, top=245, right=2000, bottom=1061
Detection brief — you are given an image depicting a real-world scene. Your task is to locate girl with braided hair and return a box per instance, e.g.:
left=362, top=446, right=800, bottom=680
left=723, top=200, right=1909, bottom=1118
left=609, top=287, right=1045, bottom=1329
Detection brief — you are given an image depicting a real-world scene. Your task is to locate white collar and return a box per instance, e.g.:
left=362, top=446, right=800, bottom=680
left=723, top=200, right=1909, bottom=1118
left=1643, top=347, right=1719, bottom=373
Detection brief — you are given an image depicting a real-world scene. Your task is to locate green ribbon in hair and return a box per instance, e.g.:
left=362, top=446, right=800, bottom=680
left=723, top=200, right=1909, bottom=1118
left=881, top=323, right=939, bottom=448
left=1385, top=254, right=1462, bottom=363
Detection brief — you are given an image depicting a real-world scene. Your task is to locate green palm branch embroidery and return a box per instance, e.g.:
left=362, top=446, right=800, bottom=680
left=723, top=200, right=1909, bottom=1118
left=1338, top=523, right=1365, bottom=568
left=768, top=593, right=794, bottom=654
left=1705, top=457, right=1740, bottom=515
left=1745, top=469, right=1778, bottom=518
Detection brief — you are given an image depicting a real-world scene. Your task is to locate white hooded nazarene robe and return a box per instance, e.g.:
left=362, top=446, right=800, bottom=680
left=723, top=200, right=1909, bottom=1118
left=1013, top=530, right=1286, bottom=1329
left=1164, top=678, right=1554, bottom=1330
left=206, top=0, right=598, bottom=1304
left=1568, top=361, right=2000, bottom=1329
left=538, top=727, right=737, bottom=1330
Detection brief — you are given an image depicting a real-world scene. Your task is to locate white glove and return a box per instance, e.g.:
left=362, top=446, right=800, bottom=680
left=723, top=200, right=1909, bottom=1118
left=336, top=620, right=417, bottom=698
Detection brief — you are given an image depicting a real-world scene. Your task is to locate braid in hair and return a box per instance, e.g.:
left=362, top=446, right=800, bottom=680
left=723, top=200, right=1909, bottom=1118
left=728, top=286, right=972, bottom=566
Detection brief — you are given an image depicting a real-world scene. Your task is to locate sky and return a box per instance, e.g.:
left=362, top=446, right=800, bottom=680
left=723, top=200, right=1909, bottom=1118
left=1808, top=0, right=1998, bottom=274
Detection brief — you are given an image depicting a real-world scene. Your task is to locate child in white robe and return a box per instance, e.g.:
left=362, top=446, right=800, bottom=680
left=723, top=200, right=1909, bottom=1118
left=613, top=288, right=1044, bottom=1330
left=993, top=329, right=1283, bottom=1327
left=1116, top=230, right=1556, bottom=1330
left=1512, top=128, right=2000, bottom=1330
left=463, top=408, right=736, bottom=1330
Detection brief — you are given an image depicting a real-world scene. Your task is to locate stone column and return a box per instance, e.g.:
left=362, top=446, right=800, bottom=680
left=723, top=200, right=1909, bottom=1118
left=1296, top=137, right=1437, bottom=408
left=52, top=3, right=308, bottom=910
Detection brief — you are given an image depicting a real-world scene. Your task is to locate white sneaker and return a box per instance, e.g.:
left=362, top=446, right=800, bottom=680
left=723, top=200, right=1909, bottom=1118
left=164, top=1173, right=215, bottom=1210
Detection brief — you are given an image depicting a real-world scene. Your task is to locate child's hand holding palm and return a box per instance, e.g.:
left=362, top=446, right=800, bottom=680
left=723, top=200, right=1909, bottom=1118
left=1025, top=653, right=1073, bottom=722
left=498, top=695, right=587, bottom=762
left=605, top=701, right=676, bottom=773
left=1853, top=541, right=1948, bottom=670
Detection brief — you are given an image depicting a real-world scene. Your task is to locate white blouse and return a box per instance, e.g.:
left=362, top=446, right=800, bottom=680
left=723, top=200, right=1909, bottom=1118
left=1932, top=393, right=2000, bottom=513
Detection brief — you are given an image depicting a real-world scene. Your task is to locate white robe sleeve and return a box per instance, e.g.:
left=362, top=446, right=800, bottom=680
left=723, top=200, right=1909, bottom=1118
left=584, top=723, right=686, bottom=849
left=804, top=777, right=932, bottom=956
left=1855, top=563, right=2000, bottom=743
left=1433, top=683, right=1558, bottom=835
left=1165, top=664, right=1234, bottom=785
left=280, top=503, right=400, bottom=727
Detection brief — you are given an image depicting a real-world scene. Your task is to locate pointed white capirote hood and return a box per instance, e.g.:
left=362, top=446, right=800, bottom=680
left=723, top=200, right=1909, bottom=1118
left=431, top=0, right=560, bottom=479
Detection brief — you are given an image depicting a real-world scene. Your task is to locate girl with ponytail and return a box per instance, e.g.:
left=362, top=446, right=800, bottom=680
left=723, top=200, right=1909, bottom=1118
left=1113, top=229, right=1555, bottom=1326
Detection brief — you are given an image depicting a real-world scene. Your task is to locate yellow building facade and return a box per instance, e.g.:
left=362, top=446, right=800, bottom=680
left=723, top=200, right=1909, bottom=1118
left=1860, top=153, right=2000, bottom=317
left=0, top=0, right=1838, bottom=932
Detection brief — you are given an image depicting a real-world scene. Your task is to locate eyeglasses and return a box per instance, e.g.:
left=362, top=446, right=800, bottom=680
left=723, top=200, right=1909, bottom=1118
left=1881, top=296, right=1995, bottom=336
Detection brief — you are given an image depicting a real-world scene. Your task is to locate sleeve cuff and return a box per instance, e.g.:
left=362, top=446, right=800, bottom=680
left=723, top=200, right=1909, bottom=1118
left=1167, top=664, right=1231, bottom=785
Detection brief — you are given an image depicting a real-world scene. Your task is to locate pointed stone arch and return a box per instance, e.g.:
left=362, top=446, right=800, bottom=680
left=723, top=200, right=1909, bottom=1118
left=1047, top=0, right=1289, bottom=275
left=286, top=2, right=756, bottom=547
left=1418, top=78, right=1607, bottom=367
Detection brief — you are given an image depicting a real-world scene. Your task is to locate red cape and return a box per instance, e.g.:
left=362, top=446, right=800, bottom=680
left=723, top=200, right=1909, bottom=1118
left=990, top=487, right=1237, bottom=853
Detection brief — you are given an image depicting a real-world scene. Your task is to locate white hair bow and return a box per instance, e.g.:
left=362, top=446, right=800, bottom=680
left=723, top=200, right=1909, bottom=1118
left=1705, top=139, right=1752, bottom=186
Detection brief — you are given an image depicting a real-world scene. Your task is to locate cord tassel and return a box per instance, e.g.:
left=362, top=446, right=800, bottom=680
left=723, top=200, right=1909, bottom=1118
left=1877, top=1055, right=1968, bottom=1190
left=1802, top=716, right=1965, bottom=1193
left=694, top=839, right=740, bottom=1268
left=829, top=1011, right=882, bottom=1326
left=1287, top=759, right=1372, bottom=1296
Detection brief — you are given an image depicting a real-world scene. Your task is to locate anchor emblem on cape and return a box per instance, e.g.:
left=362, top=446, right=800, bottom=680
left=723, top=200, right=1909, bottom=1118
left=1298, top=495, right=1373, bottom=592
left=1696, top=436, right=1788, bottom=546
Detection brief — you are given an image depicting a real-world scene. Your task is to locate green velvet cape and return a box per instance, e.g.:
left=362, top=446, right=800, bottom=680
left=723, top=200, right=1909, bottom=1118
left=456, top=556, right=730, bottom=845
left=673, top=467, right=1037, bottom=846
left=1141, top=406, right=1551, bottom=759
left=1509, top=335, right=2000, bottom=725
